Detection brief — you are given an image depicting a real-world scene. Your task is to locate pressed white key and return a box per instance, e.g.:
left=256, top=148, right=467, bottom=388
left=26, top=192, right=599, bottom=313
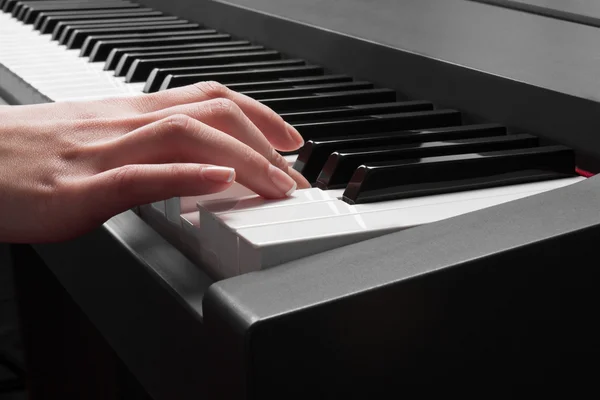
left=232, top=187, right=568, bottom=275
left=284, top=154, right=297, bottom=164
left=180, top=212, right=220, bottom=276
left=213, top=177, right=584, bottom=230
left=164, top=182, right=256, bottom=226
left=210, top=177, right=584, bottom=273
left=197, top=187, right=343, bottom=215
left=213, top=177, right=584, bottom=276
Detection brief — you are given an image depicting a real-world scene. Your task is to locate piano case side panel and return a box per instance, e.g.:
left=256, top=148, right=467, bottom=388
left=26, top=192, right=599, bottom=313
left=28, top=211, right=222, bottom=400
left=205, top=175, right=600, bottom=397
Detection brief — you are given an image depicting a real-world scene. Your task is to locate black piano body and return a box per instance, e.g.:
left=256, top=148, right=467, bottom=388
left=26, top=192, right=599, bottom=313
left=5, top=0, right=600, bottom=398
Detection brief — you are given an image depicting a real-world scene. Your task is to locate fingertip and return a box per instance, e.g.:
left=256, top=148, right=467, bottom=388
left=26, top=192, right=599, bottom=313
left=201, top=166, right=235, bottom=184
left=286, top=123, right=305, bottom=148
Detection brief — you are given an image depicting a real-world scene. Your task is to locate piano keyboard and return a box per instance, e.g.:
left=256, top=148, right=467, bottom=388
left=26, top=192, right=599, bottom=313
left=0, top=0, right=586, bottom=279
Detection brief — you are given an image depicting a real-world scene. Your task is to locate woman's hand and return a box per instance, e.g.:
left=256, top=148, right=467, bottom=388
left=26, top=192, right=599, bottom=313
left=0, top=81, right=309, bottom=243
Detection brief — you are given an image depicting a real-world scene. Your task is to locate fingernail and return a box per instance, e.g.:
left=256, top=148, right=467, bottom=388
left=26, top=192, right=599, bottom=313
left=268, top=164, right=297, bottom=196
left=202, top=166, right=235, bottom=183
left=286, top=123, right=304, bottom=147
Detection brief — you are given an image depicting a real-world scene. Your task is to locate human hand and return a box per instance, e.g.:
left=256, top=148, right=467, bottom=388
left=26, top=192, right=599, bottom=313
left=0, top=81, right=309, bottom=243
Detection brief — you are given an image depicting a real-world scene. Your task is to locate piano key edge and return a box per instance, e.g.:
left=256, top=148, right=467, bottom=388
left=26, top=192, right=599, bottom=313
left=0, top=62, right=51, bottom=105
left=204, top=172, right=600, bottom=391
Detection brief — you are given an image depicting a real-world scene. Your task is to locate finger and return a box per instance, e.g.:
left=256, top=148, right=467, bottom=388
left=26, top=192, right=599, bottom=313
left=128, top=81, right=305, bottom=151
left=125, top=98, right=310, bottom=188
left=93, top=115, right=298, bottom=199
left=79, top=163, right=236, bottom=223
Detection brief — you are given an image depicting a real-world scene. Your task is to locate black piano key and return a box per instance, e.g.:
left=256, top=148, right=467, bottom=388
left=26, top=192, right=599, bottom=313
left=40, top=10, right=162, bottom=33
left=17, top=0, right=128, bottom=20
left=261, top=88, right=397, bottom=113
left=35, top=7, right=157, bottom=30
left=156, top=65, right=326, bottom=92
left=2, top=0, right=21, bottom=12
left=53, top=16, right=179, bottom=39
left=58, top=18, right=187, bottom=43
left=225, top=75, right=353, bottom=92
left=240, top=81, right=373, bottom=100
left=293, top=109, right=461, bottom=139
left=21, top=2, right=140, bottom=23
left=66, top=23, right=201, bottom=49
left=87, top=32, right=227, bottom=61
left=105, top=41, right=250, bottom=71
left=11, top=0, right=46, bottom=16
left=293, top=123, right=506, bottom=182
left=317, top=134, right=539, bottom=189
left=125, top=50, right=282, bottom=83
left=13, top=0, right=71, bottom=17
left=2, top=0, right=50, bottom=12
left=19, top=1, right=139, bottom=21
left=145, top=59, right=307, bottom=93
left=281, top=101, right=433, bottom=124
left=342, top=145, right=576, bottom=204
left=112, top=44, right=259, bottom=74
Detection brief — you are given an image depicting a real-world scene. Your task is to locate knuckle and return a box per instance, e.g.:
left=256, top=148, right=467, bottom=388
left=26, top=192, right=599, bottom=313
left=240, top=146, right=260, bottom=168
left=194, top=80, right=229, bottom=99
left=206, top=97, right=238, bottom=117
left=153, top=114, right=196, bottom=146
left=268, top=146, right=288, bottom=170
left=162, top=113, right=193, bottom=132
left=111, top=165, right=140, bottom=193
left=167, top=163, right=193, bottom=178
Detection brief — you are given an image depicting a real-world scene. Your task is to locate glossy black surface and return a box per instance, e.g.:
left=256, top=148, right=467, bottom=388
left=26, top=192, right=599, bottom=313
left=157, top=65, right=325, bottom=91
left=112, top=43, right=258, bottom=75
left=104, top=39, right=242, bottom=69
left=292, top=109, right=461, bottom=138
left=240, top=81, right=373, bottom=100
left=55, top=16, right=182, bottom=42
left=69, top=23, right=202, bottom=50
left=293, top=124, right=506, bottom=182
left=260, top=88, right=397, bottom=112
left=35, top=7, right=157, bottom=29
left=125, top=50, right=281, bottom=83
left=21, top=2, right=140, bottom=23
left=41, top=10, right=162, bottom=33
left=225, top=74, right=352, bottom=92
left=144, top=59, right=307, bottom=92
left=316, top=134, right=538, bottom=189
left=86, top=32, right=226, bottom=61
left=280, top=101, right=433, bottom=124
left=342, top=145, right=575, bottom=204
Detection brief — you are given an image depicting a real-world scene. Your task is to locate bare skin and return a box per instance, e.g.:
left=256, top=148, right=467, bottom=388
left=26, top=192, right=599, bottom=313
left=0, top=81, right=310, bottom=243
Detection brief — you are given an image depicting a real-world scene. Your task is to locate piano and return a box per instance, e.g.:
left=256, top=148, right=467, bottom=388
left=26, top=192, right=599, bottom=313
left=3, top=0, right=600, bottom=398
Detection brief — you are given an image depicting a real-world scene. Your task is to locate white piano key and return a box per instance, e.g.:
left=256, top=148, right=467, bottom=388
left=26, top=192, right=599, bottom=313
left=284, top=154, right=298, bottom=164
left=164, top=182, right=257, bottom=226
left=197, top=187, right=343, bottom=215
left=179, top=212, right=222, bottom=277
left=233, top=185, right=572, bottom=275
left=214, top=176, right=585, bottom=230
left=218, top=176, right=584, bottom=275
